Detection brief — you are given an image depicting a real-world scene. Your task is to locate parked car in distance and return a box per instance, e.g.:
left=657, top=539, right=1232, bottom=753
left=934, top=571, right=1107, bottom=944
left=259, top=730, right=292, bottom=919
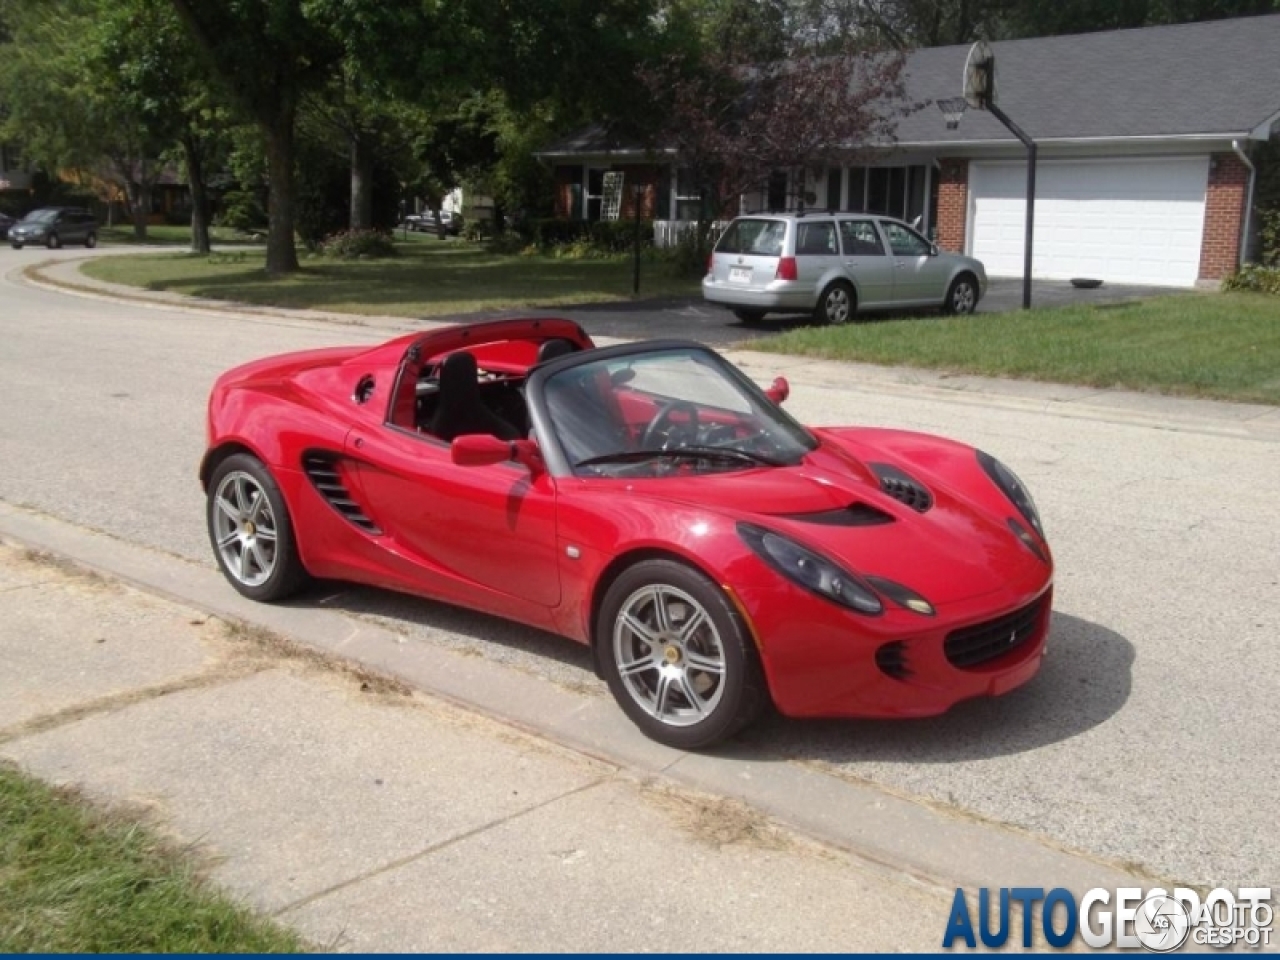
left=402, top=209, right=463, bottom=238
left=702, top=212, right=986, bottom=325
left=8, top=206, right=98, bottom=249
left=0, top=212, right=14, bottom=240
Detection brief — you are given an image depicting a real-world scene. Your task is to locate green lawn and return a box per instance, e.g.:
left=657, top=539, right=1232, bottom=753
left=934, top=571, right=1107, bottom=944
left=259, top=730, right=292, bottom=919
left=750, top=293, right=1280, bottom=405
left=0, top=764, right=303, bottom=952
left=82, top=237, right=700, bottom=316
left=99, top=224, right=265, bottom=247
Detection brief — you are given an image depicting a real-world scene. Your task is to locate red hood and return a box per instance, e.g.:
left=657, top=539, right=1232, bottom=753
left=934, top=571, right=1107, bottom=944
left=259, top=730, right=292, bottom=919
left=608, top=436, right=1043, bottom=605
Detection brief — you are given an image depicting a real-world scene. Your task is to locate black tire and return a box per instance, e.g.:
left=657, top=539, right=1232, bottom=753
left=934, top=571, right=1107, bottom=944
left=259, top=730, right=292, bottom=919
left=46, top=233, right=60, bottom=250
left=597, top=558, right=767, bottom=750
left=11, top=243, right=22, bottom=250
left=814, top=280, right=856, bottom=325
left=944, top=273, right=979, bottom=315
left=206, top=452, right=310, bottom=602
left=732, top=308, right=766, bottom=325
left=85, top=232, right=97, bottom=248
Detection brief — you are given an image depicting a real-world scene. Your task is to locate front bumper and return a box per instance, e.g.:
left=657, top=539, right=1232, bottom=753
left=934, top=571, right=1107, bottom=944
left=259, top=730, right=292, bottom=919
left=738, top=572, right=1053, bottom=719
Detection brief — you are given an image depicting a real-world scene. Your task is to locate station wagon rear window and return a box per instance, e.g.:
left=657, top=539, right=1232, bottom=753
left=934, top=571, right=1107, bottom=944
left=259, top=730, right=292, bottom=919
left=715, top=219, right=786, bottom=256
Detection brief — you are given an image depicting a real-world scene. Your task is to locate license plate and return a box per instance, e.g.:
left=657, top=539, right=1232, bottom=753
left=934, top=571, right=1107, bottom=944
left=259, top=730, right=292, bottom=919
left=729, top=266, right=752, bottom=283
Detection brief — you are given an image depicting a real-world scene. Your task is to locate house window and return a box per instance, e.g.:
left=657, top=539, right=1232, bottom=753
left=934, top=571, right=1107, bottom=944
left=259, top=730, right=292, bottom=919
left=766, top=171, right=788, bottom=211
left=826, top=167, right=843, bottom=210
left=845, top=168, right=866, bottom=211
left=674, top=167, right=703, bottom=221
left=586, top=168, right=607, bottom=221
left=842, top=164, right=928, bottom=225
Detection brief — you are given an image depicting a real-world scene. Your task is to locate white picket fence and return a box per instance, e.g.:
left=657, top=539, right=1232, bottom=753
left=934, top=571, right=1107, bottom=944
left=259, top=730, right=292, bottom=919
left=652, top=219, right=731, bottom=249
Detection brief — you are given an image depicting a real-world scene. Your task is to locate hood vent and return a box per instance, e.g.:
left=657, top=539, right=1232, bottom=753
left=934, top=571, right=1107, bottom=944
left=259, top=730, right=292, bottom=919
left=302, top=451, right=380, bottom=534
left=773, top=502, right=894, bottom=527
left=870, top=463, right=933, bottom=513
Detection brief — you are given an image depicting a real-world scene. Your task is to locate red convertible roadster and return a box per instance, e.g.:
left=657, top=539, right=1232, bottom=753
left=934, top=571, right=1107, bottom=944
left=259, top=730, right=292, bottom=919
left=202, top=319, right=1053, bottom=749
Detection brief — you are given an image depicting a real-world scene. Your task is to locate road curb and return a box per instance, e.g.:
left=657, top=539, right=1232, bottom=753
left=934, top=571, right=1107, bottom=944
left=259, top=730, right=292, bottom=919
left=0, top=500, right=1168, bottom=899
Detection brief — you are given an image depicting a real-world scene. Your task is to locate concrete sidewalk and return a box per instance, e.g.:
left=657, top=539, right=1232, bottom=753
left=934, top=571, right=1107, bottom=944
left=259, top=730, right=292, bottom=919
left=1, top=540, right=961, bottom=951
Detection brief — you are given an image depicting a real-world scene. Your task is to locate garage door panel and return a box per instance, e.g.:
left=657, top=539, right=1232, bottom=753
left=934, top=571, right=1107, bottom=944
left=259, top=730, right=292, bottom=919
left=970, top=157, right=1209, bottom=287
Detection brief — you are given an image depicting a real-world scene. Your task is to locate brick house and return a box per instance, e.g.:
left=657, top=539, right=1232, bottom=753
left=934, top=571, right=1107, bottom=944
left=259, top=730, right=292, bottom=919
left=538, top=14, right=1280, bottom=288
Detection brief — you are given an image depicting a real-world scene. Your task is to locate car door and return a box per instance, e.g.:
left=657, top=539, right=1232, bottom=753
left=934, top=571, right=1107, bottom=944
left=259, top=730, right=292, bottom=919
left=345, top=425, right=561, bottom=607
left=793, top=220, right=840, bottom=303
left=880, top=221, right=949, bottom=305
left=836, top=219, right=895, bottom=308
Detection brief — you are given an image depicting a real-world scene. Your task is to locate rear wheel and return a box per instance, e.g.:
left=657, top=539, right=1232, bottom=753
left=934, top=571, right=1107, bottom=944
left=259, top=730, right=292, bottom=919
left=46, top=233, right=61, bottom=250
left=944, top=273, right=978, bottom=315
left=207, top=453, right=310, bottom=602
left=598, top=559, right=767, bottom=750
left=85, top=232, right=97, bottom=248
left=814, top=280, right=856, bottom=325
left=10, top=243, right=22, bottom=250
left=732, top=308, right=766, bottom=325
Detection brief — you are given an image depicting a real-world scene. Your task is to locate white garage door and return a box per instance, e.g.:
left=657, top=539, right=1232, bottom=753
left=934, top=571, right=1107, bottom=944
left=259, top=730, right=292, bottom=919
left=969, top=157, right=1209, bottom=287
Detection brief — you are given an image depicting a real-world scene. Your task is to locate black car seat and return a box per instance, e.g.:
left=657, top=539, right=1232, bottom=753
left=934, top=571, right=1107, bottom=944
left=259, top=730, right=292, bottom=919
left=427, top=351, right=521, bottom=442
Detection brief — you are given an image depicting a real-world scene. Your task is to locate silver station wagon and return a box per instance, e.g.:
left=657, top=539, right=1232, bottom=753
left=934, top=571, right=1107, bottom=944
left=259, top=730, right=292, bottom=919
left=702, top=212, right=987, bottom=324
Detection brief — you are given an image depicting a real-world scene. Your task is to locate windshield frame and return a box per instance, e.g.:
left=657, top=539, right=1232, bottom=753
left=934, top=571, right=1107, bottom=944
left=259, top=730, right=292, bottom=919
left=525, top=340, right=817, bottom=479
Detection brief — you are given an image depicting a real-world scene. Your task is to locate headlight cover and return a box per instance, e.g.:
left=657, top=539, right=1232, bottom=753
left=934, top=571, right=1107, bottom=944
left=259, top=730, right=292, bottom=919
left=977, top=450, right=1043, bottom=538
left=737, top=523, right=882, bottom=615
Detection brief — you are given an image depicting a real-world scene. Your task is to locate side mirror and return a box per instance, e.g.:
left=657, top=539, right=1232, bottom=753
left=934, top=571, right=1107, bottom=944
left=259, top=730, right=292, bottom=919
left=451, top=434, right=544, bottom=477
left=765, top=376, right=790, bottom=405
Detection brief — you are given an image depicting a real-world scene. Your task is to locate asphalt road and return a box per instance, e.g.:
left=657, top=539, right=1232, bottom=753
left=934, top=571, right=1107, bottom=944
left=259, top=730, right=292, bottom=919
left=2, top=246, right=1277, bottom=891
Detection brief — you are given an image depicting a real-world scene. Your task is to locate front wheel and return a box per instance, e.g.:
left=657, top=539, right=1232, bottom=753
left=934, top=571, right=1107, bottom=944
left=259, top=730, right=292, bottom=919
left=944, top=274, right=978, bottom=315
left=814, top=281, right=856, bottom=325
left=46, top=233, right=61, bottom=249
left=85, top=232, right=97, bottom=248
left=10, top=243, right=22, bottom=250
left=207, top=452, right=310, bottom=602
left=598, top=559, right=767, bottom=750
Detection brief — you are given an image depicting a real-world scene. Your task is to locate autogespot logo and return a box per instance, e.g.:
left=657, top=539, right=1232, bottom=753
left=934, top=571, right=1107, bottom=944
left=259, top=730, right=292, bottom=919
left=942, top=886, right=1273, bottom=951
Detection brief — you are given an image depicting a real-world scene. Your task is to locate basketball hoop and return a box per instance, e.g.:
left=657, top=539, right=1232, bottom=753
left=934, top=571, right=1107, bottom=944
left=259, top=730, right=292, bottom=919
left=937, top=97, right=969, bottom=130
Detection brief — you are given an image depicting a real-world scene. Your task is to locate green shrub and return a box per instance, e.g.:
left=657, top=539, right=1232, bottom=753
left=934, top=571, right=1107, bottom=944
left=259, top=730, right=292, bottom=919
left=214, top=189, right=266, bottom=232
left=317, top=229, right=397, bottom=259
left=515, top=217, right=654, bottom=256
left=1221, top=263, right=1280, bottom=295
left=1257, top=209, right=1279, bottom=267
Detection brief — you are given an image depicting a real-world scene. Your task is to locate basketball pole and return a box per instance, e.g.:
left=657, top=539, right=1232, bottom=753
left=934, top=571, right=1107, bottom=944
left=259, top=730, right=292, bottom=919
left=986, top=96, right=1037, bottom=310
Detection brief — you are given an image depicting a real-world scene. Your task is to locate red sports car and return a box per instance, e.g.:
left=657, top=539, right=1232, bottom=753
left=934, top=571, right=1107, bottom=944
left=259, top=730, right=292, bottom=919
left=202, top=318, right=1053, bottom=749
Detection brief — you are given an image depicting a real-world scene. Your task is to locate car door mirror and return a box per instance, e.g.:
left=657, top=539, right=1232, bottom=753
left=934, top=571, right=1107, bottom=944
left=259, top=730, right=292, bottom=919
left=451, top=435, right=544, bottom=476
left=765, top=376, right=790, bottom=405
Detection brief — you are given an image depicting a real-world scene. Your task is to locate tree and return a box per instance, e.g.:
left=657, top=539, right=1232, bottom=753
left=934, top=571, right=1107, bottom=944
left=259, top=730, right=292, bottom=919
left=638, top=35, right=912, bottom=254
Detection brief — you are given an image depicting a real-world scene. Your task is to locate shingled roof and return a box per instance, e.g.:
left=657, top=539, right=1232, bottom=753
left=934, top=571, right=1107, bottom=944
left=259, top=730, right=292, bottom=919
left=896, top=13, right=1280, bottom=145
left=540, top=13, right=1280, bottom=158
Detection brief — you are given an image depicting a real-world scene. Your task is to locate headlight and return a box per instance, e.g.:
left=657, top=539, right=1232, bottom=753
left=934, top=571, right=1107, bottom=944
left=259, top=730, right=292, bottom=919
left=977, top=450, right=1043, bottom=538
left=738, top=523, right=881, bottom=615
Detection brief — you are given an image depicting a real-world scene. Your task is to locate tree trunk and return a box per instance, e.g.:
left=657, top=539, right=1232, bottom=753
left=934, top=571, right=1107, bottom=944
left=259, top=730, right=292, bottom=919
left=182, top=135, right=211, bottom=254
left=349, top=132, right=373, bottom=231
left=265, top=105, right=300, bottom=275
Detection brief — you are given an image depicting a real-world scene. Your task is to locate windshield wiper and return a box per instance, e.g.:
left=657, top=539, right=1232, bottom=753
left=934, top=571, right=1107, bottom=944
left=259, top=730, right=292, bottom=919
left=575, top=446, right=784, bottom=469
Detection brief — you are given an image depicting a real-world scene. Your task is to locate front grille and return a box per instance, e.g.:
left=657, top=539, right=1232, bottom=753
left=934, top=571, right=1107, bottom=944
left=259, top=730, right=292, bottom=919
left=875, top=640, right=911, bottom=680
left=944, top=596, right=1047, bottom=669
left=870, top=463, right=933, bottom=512
left=302, top=452, right=380, bottom=534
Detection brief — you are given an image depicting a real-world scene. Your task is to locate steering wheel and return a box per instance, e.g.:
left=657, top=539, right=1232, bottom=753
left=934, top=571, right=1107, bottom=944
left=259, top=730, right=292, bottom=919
left=641, top=400, right=700, bottom=448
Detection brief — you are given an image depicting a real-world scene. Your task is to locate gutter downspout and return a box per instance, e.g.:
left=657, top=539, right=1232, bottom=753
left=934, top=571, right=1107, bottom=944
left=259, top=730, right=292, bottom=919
left=1232, top=140, right=1257, bottom=267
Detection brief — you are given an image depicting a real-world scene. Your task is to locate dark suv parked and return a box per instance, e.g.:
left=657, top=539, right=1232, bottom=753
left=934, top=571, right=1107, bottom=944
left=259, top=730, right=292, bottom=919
left=9, top=207, right=98, bottom=249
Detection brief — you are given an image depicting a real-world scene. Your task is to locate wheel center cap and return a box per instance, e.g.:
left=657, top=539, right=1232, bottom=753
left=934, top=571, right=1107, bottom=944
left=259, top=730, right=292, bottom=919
left=663, top=645, right=682, bottom=665
left=243, top=521, right=256, bottom=536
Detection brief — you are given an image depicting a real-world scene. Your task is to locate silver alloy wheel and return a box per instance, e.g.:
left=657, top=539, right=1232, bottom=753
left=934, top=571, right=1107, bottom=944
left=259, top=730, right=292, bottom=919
left=211, top=470, right=279, bottom=587
left=612, top=584, right=727, bottom=727
left=824, top=285, right=853, bottom=324
left=952, top=280, right=976, bottom=314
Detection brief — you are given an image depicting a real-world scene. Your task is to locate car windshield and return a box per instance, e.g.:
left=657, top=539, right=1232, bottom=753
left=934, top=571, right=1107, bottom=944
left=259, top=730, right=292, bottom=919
left=715, top=219, right=787, bottom=257
left=542, top=347, right=815, bottom=478
left=23, top=209, right=59, bottom=224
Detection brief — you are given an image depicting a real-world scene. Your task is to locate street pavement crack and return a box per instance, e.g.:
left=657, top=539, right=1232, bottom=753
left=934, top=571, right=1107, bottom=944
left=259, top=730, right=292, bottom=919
left=272, top=774, right=615, bottom=918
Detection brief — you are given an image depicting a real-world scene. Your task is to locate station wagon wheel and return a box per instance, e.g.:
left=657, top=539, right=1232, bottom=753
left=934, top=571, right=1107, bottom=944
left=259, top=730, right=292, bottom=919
left=46, top=232, right=61, bottom=249
left=85, top=232, right=97, bottom=248
left=207, top=452, right=310, bottom=602
left=945, top=274, right=978, bottom=315
left=815, top=281, right=856, bottom=325
left=598, top=558, right=767, bottom=749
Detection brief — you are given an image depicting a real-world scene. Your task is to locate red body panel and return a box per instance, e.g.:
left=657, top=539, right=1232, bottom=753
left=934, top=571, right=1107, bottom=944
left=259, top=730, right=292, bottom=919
left=203, top=319, right=1054, bottom=720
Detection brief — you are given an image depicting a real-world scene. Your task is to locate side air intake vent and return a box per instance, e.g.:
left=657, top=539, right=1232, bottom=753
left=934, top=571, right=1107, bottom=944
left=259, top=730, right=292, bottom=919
left=875, top=641, right=912, bottom=680
left=870, top=463, right=933, bottom=513
left=302, top=452, right=380, bottom=534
